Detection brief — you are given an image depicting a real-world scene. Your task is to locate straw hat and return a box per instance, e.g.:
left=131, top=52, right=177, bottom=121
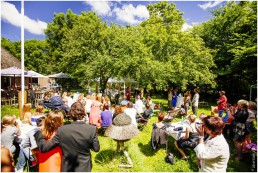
left=105, top=113, right=139, bottom=141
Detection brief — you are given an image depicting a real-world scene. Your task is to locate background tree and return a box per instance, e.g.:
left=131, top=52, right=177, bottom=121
left=193, top=1, right=257, bottom=101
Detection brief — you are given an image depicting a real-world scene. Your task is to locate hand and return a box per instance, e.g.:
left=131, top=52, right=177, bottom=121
left=195, top=124, right=204, bottom=137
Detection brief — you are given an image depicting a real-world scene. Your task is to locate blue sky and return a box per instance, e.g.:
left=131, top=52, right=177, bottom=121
left=1, top=0, right=229, bottom=42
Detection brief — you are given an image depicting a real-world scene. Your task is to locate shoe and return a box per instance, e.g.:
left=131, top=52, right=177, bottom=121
left=182, top=156, right=188, bottom=161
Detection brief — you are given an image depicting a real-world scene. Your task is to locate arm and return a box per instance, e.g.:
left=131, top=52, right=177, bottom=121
left=181, top=126, right=190, bottom=139
left=34, top=130, right=59, bottom=153
left=91, top=130, right=100, bottom=152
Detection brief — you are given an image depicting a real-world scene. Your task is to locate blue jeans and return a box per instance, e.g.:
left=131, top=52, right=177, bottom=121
left=16, top=147, right=34, bottom=170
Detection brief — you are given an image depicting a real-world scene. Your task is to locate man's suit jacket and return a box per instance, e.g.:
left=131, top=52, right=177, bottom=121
left=34, top=121, right=100, bottom=172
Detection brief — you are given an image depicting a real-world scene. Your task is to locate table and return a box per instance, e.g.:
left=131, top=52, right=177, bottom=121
left=165, top=122, right=188, bottom=153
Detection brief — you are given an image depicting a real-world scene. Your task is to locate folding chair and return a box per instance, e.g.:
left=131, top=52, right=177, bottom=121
left=26, top=149, right=38, bottom=172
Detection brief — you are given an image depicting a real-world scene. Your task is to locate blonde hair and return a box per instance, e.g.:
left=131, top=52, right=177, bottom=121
left=2, top=115, right=16, bottom=126
left=188, top=114, right=196, bottom=123
left=62, top=92, right=67, bottom=98
left=237, top=100, right=249, bottom=109
left=23, top=103, right=31, bottom=112
left=42, top=111, right=64, bottom=139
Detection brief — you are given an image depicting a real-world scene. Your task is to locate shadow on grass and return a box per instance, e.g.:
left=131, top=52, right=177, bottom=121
left=138, top=141, right=159, bottom=157
left=94, top=149, right=115, bottom=164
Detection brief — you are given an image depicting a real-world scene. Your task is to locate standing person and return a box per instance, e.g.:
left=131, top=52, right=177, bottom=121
left=140, top=89, right=144, bottom=100
left=194, top=116, right=230, bottom=172
left=184, top=91, right=191, bottom=116
left=135, top=95, right=145, bottom=115
left=38, top=111, right=63, bottom=172
left=126, top=87, right=131, bottom=101
left=230, top=100, right=249, bottom=161
left=217, top=91, right=228, bottom=118
left=172, top=89, right=178, bottom=110
left=89, top=95, right=102, bottom=127
left=191, top=88, right=199, bottom=115
left=34, top=102, right=100, bottom=172
left=168, top=90, right=172, bottom=110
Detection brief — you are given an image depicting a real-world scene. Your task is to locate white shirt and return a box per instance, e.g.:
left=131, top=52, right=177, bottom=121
left=67, top=96, right=74, bottom=107
left=192, top=93, right=199, bottom=107
left=124, top=108, right=137, bottom=127
left=194, top=134, right=230, bottom=172
left=85, top=99, right=93, bottom=113
left=135, top=99, right=145, bottom=114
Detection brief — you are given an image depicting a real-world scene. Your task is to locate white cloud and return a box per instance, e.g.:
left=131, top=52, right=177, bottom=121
left=1, top=1, right=47, bottom=35
left=198, top=1, right=224, bottom=10
left=113, top=4, right=149, bottom=25
left=84, top=1, right=113, bottom=16
left=182, top=22, right=201, bottom=31
left=182, top=23, right=193, bottom=31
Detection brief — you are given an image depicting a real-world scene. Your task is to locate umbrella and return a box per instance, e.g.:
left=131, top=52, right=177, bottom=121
left=48, top=72, right=71, bottom=78
left=1, top=66, right=23, bottom=76
left=48, top=72, right=71, bottom=91
left=26, top=70, right=47, bottom=78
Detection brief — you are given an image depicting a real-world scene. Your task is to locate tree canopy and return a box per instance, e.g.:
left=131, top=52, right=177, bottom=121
left=2, top=1, right=255, bottom=97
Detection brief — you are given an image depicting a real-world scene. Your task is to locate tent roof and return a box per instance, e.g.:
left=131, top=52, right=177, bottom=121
left=48, top=72, right=71, bottom=78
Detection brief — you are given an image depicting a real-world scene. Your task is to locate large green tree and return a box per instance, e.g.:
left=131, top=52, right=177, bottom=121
left=194, top=1, right=257, bottom=101
left=140, top=2, right=216, bottom=91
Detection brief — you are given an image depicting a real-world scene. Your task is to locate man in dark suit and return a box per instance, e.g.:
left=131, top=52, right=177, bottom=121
left=34, top=102, right=100, bottom=172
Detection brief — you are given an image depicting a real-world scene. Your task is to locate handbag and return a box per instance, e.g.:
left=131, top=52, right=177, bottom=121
left=165, top=153, right=176, bottom=165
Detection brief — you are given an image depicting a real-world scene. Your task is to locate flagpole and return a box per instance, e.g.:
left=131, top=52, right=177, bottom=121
left=21, top=0, right=25, bottom=111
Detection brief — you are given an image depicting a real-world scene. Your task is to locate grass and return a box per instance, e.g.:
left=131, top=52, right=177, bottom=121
left=1, top=99, right=257, bottom=172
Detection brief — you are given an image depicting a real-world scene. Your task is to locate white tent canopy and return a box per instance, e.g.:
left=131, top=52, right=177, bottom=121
left=48, top=72, right=71, bottom=78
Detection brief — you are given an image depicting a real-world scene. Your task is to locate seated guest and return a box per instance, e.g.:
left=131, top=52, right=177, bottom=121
left=100, top=104, right=113, bottom=127
left=1, top=146, right=15, bottom=172
left=136, top=104, right=153, bottom=123
left=151, top=112, right=168, bottom=150
left=30, top=105, right=44, bottom=126
left=112, top=105, right=123, bottom=121
left=1, top=115, right=21, bottom=154
left=34, top=102, right=100, bottom=172
left=22, top=103, right=32, bottom=124
left=16, top=117, right=45, bottom=172
left=194, top=116, right=229, bottom=172
left=124, top=102, right=137, bottom=127
left=174, top=114, right=199, bottom=160
left=85, top=94, right=93, bottom=115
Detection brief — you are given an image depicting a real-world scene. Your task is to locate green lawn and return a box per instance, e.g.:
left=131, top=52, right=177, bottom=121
left=1, top=99, right=256, bottom=172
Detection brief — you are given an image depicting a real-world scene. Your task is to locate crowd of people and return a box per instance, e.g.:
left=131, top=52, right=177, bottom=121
left=1, top=88, right=257, bottom=172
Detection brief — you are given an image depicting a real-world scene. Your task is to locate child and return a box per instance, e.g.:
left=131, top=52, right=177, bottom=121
left=1, top=115, right=21, bottom=154
left=30, top=105, right=45, bottom=126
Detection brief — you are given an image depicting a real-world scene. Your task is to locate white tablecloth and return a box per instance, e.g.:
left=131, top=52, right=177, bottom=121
left=166, top=121, right=188, bottom=140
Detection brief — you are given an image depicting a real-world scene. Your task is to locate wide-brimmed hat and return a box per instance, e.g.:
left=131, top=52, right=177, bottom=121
left=105, top=113, right=139, bottom=140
